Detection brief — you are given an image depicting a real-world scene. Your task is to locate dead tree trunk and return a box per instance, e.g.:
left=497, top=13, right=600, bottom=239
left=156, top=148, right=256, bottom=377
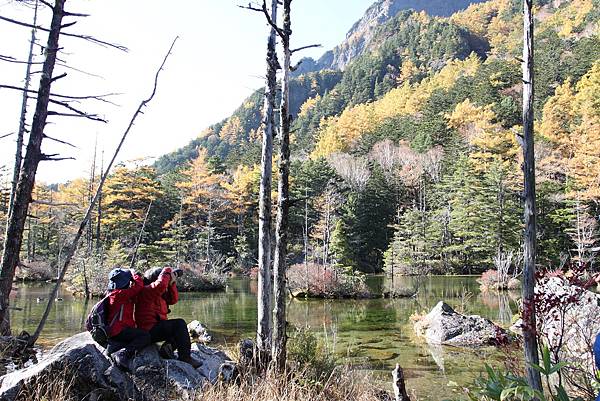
left=272, top=0, right=292, bottom=370
left=0, top=0, right=66, bottom=335
left=256, top=0, right=279, bottom=361
left=392, top=364, right=411, bottom=401
left=521, top=0, right=543, bottom=393
left=9, top=0, right=39, bottom=219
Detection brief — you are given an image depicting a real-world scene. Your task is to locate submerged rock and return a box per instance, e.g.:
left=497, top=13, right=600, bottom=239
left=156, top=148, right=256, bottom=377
left=413, top=301, right=510, bottom=347
left=0, top=331, right=235, bottom=401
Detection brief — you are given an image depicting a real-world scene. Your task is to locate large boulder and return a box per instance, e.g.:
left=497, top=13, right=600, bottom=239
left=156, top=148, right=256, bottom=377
left=0, top=331, right=235, bottom=401
left=530, top=277, right=600, bottom=372
left=413, top=301, right=510, bottom=347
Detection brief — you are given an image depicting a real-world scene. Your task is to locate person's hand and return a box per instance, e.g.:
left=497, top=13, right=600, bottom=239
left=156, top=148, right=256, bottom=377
left=169, top=273, right=177, bottom=286
left=594, top=272, right=600, bottom=284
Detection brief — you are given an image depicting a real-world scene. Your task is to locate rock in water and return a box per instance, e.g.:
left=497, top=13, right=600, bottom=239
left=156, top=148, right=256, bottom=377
left=0, top=331, right=235, bottom=401
left=187, top=320, right=211, bottom=343
left=413, top=301, right=510, bottom=347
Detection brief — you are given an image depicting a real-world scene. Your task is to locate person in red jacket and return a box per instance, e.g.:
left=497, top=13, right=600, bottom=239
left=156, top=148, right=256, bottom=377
left=135, top=267, right=201, bottom=368
left=105, top=267, right=151, bottom=369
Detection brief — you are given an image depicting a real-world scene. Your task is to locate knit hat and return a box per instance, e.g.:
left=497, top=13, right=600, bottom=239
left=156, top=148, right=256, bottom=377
left=108, top=268, right=133, bottom=290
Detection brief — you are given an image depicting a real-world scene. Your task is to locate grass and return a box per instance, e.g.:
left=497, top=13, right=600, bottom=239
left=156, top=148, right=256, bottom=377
left=196, top=367, right=386, bottom=401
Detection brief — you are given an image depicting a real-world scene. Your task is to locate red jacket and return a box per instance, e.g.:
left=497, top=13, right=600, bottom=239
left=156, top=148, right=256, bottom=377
left=134, top=267, right=179, bottom=331
left=107, top=273, right=144, bottom=337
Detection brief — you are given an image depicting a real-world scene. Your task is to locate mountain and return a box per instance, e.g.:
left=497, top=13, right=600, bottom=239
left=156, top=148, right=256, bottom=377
left=294, top=0, right=487, bottom=75
left=155, top=0, right=486, bottom=174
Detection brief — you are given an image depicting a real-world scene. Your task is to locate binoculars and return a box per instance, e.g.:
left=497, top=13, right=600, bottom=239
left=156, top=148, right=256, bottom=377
left=172, top=268, right=184, bottom=278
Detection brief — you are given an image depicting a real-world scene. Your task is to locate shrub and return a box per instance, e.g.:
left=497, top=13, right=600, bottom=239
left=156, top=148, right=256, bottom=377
left=15, top=261, right=54, bottom=282
left=176, top=264, right=226, bottom=292
left=286, top=263, right=371, bottom=299
left=287, top=327, right=336, bottom=384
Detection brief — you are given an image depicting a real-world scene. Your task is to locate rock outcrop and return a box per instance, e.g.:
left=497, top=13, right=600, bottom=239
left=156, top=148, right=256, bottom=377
left=0, top=332, right=235, bottom=401
left=413, top=301, right=510, bottom=347
left=296, top=0, right=488, bottom=74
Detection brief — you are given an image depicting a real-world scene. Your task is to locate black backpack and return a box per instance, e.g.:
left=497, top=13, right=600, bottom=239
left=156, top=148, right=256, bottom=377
left=85, top=295, right=123, bottom=347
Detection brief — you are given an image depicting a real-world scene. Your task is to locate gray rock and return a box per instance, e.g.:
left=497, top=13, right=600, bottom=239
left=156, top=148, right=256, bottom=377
left=533, top=277, right=600, bottom=373
left=413, top=301, right=510, bottom=347
left=0, top=330, right=235, bottom=401
left=0, top=332, right=130, bottom=401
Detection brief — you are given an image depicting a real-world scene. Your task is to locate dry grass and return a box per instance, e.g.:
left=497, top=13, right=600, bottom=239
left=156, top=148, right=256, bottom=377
left=197, top=367, right=387, bottom=401
left=15, top=368, right=78, bottom=401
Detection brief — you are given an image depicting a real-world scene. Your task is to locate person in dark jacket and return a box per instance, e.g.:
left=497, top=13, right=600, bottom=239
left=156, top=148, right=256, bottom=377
left=135, top=267, right=201, bottom=368
left=105, top=267, right=151, bottom=369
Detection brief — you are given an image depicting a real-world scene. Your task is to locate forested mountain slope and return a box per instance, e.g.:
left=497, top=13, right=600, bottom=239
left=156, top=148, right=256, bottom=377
left=19, top=0, right=600, bottom=278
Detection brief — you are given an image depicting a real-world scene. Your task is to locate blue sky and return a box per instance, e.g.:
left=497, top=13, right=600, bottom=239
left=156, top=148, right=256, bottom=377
left=0, top=0, right=374, bottom=183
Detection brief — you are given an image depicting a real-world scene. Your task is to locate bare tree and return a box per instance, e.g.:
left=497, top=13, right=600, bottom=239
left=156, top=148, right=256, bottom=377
left=272, top=0, right=292, bottom=369
left=328, top=152, right=371, bottom=191
left=0, top=0, right=68, bottom=334
left=521, top=0, right=543, bottom=392
left=242, top=0, right=280, bottom=361
left=569, top=195, right=598, bottom=268
left=0, top=0, right=125, bottom=335
left=9, top=0, right=39, bottom=219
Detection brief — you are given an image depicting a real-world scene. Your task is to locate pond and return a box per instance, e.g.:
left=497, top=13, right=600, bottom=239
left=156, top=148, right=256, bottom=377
left=8, top=275, right=519, bottom=400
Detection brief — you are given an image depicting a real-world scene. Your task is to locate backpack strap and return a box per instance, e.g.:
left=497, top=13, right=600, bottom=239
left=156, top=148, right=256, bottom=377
left=109, top=304, right=124, bottom=327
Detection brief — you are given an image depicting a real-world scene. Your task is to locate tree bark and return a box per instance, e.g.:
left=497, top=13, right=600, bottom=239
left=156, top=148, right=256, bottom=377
left=0, top=0, right=66, bottom=335
left=256, top=0, right=279, bottom=361
left=521, top=0, right=543, bottom=393
left=272, top=0, right=292, bottom=370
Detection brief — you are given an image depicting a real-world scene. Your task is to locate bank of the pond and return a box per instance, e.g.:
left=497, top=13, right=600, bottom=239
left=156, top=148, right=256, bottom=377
left=7, top=275, right=517, bottom=400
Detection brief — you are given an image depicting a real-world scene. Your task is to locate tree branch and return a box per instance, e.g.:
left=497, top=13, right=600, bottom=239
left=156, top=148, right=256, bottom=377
left=0, top=133, right=14, bottom=140
left=47, top=110, right=105, bottom=122
left=43, top=134, right=77, bottom=148
left=41, top=156, right=75, bottom=162
left=290, top=44, right=321, bottom=54
left=0, top=84, right=119, bottom=105
left=0, top=15, right=128, bottom=52
left=240, top=1, right=285, bottom=38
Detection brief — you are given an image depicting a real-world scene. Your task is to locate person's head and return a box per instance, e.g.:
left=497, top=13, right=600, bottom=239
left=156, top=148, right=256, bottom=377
left=108, top=267, right=133, bottom=290
left=143, top=267, right=164, bottom=286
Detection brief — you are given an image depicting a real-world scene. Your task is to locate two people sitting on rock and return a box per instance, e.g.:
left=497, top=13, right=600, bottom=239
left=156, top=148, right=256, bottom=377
left=105, top=266, right=200, bottom=370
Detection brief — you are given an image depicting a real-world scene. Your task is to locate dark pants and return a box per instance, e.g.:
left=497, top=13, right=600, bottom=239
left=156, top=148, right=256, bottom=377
left=149, top=318, right=191, bottom=359
left=107, top=327, right=151, bottom=355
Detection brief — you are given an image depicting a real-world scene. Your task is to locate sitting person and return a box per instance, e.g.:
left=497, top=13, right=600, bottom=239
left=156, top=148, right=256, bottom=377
left=106, top=267, right=151, bottom=369
left=135, top=267, right=201, bottom=368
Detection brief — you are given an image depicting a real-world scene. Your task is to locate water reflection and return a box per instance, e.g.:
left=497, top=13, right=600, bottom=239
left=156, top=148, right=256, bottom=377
left=10, top=276, right=516, bottom=400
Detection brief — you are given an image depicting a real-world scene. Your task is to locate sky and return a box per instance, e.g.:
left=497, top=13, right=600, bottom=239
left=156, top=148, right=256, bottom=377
left=0, top=0, right=375, bottom=184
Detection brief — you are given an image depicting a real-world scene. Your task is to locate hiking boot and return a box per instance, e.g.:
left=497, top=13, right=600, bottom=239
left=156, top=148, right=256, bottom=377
left=179, top=355, right=202, bottom=369
left=111, top=349, right=133, bottom=371
left=159, top=342, right=176, bottom=360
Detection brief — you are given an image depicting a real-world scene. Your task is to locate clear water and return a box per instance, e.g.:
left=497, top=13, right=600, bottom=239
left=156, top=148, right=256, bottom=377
left=9, top=275, right=519, bottom=400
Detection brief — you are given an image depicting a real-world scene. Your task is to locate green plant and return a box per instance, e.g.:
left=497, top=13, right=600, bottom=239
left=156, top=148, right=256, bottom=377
left=287, top=327, right=336, bottom=385
left=466, top=346, right=585, bottom=401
